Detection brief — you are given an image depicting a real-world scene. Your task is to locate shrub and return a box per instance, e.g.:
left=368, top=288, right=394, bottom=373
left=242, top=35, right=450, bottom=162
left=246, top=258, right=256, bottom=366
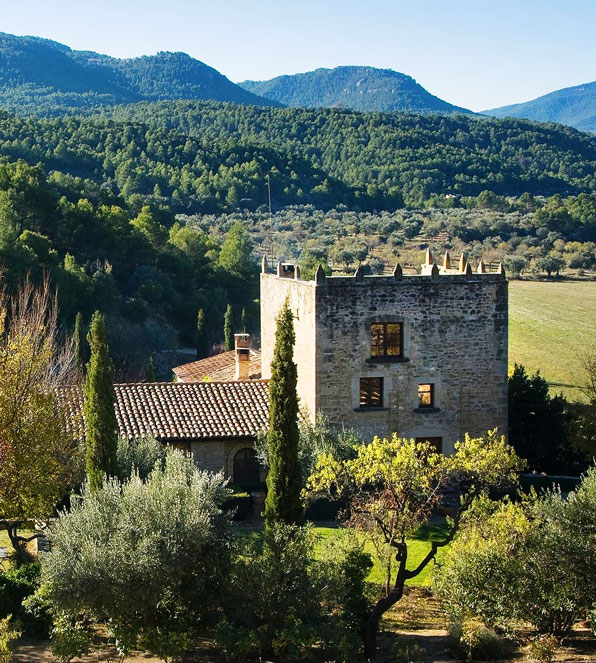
left=447, top=620, right=508, bottom=661
left=50, top=614, right=91, bottom=663
left=216, top=524, right=371, bottom=662
left=0, top=616, right=21, bottom=663
left=526, top=635, right=558, bottom=663
left=0, top=563, right=49, bottom=637
left=392, top=640, right=427, bottom=663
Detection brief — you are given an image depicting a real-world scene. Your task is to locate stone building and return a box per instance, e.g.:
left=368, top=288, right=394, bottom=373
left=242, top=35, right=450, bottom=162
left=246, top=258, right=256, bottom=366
left=260, top=253, right=508, bottom=453
left=60, top=377, right=269, bottom=486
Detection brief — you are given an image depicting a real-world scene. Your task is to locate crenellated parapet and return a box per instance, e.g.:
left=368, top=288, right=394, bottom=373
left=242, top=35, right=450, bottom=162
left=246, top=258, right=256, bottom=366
left=261, top=255, right=506, bottom=286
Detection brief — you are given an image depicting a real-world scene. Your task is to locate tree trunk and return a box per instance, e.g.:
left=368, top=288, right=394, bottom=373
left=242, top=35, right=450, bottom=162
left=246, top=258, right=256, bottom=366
left=2, top=521, right=40, bottom=567
left=363, top=586, right=405, bottom=658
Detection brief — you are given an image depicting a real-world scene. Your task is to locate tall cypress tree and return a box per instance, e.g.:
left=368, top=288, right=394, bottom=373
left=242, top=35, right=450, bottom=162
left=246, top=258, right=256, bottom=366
left=83, top=311, right=117, bottom=492
left=145, top=356, right=156, bottom=382
left=224, top=304, right=234, bottom=352
left=264, top=299, right=304, bottom=529
left=241, top=307, right=248, bottom=333
left=196, top=308, right=208, bottom=358
left=74, top=312, right=86, bottom=372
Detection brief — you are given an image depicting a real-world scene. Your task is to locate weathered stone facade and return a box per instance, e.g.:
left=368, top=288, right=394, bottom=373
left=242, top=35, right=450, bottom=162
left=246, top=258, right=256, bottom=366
left=261, top=261, right=508, bottom=453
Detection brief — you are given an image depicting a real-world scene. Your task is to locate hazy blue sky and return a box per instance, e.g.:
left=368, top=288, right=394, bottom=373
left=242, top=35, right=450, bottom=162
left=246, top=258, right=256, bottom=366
left=2, top=0, right=595, bottom=111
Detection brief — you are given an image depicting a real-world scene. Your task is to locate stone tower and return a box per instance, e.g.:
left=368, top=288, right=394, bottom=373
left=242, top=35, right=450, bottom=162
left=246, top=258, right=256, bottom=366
left=260, top=256, right=508, bottom=453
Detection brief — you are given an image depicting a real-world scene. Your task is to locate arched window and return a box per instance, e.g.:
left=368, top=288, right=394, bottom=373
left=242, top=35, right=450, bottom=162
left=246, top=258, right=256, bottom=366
left=233, top=447, right=260, bottom=487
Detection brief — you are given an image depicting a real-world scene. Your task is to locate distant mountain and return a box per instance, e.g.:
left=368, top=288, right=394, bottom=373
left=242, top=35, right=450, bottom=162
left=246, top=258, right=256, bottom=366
left=485, top=81, right=596, bottom=133
left=240, top=66, right=471, bottom=114
left=0, top=32, right=279, bottom=113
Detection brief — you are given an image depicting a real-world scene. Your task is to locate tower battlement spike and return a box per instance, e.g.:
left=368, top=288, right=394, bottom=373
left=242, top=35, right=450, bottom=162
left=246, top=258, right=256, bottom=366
left=459, top=253, right=468, bottom=272
left=261, top=255, right=268, bottom=274
left=443, top=251, right=451, bottom=270
left=425, top=248, right=433, bottom=265
left=315, top=264, right=326, bottom=284
left=431, top=263, right=440, bottom=280
left=477, top=259, right=486, bottom=274
left=354, top=265, right=364, bottom=281
left=393, top=263, right=402, bottom=281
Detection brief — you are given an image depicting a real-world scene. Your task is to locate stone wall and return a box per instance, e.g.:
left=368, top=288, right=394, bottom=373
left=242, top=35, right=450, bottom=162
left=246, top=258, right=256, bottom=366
left=260, top=266, right=508, bottom=453
left=260, top=272, right=318, bottom=418
left=190, top=439, right=264, bottom=482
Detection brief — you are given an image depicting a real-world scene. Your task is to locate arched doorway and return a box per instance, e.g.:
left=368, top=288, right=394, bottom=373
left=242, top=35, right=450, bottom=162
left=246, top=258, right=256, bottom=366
left=232, top=447, right=261, bottom=488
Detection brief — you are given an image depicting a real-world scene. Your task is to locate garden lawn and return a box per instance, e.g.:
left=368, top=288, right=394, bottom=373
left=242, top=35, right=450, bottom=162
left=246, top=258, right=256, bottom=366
left=509, top=280, right=596, bottom=399
left=314, top=523, right=450, bottom=587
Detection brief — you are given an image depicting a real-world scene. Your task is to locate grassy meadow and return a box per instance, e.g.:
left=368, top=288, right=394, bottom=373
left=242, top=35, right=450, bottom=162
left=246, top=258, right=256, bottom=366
left=509, top=280, right=596, bottom=399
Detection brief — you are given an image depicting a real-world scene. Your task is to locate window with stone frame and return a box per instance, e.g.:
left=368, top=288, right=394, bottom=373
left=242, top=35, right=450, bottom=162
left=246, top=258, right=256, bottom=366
left=417, top=383, right=435, bottom=408
left=359, top=377, right=384, bottom=408
left=370, top=322, right=403, bottom=357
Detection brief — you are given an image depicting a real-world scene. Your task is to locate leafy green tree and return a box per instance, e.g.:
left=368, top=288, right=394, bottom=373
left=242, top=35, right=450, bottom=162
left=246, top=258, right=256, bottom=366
left=308, top=431, right=524, bottom=657
left=223, top=304, right=234, bottom=352
left=435, top=468, right=596, bottom=636
left=73, top=312, right=85, bottom=372
left=218, top=221, right=256, bottom=280
left=196, top=308, right=208, bottom=358
left=83, top=311, right=117, bottom=492
left=41, top=450, right=232, bottom=661
left=264, top=300, right=304, bottom=530
left=508, top=364, right=583, bottom=473
left=0, top=280, right=78, bottom=563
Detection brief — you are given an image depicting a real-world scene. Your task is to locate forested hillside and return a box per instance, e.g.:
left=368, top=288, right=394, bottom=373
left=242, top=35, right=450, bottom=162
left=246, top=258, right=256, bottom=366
left=240, top=66, right=470, bottom=113
left=0, top=92, right=595, bottom=372
left=0, top=32, right=278, bottom=113
left=101, top=101, right=596, bottom=206
left=486, top=80, right=596, bottom=133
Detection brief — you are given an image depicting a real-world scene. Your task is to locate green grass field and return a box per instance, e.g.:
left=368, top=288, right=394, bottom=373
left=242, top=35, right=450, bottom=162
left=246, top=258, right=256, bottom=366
left=315, top=524, right=448, bottom=587
left=509, top=280, right=596, bottom=399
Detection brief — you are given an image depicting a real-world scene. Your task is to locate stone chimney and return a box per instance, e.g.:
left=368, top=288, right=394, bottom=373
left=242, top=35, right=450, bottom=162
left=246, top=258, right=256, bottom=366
left=234, top=333, right=251, bottom=380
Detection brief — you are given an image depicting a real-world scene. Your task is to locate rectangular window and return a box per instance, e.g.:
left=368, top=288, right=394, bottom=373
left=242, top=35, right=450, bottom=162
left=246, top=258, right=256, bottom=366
left=359, top=377, right=383, bottom=408
left=370, top=322, right=403, bottom=357
left=417, top=383, right=434, bottom=408
left=415, top=436, right=443, bottom=453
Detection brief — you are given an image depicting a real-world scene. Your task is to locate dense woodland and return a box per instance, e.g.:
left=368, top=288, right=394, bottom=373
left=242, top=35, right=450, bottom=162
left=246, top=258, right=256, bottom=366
left=0, top=100, right=594, bottom=372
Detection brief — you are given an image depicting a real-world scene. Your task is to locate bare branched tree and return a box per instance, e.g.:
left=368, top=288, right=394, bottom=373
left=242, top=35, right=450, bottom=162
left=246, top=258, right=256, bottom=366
left=0, top=275, right=80, bottom=564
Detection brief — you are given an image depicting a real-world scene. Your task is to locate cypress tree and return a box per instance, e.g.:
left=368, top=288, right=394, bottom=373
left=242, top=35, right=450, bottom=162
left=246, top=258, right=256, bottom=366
left=241, top=307, right=248, bottom=333
left=74, top=312, right=86, bottom=371
left=145, top=356, right=156, bottom=382
left=264, top=299, right=304, bottom=529
left=83, top=311, right=117, bottom=492
left=196, top=308, right=208, bottom=358
left=224, top=304, right=234, bottom=352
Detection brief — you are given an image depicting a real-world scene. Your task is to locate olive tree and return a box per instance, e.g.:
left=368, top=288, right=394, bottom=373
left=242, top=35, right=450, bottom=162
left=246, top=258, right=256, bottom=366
left=41, top=449, right=232, bottom=661
left=435, top=467, right=596, bottom=636
left=307, top=430, right=523, bottom=657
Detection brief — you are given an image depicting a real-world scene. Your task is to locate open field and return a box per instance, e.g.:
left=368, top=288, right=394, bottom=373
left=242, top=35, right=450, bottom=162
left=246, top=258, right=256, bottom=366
left=509, top=280, right=596, bottom=399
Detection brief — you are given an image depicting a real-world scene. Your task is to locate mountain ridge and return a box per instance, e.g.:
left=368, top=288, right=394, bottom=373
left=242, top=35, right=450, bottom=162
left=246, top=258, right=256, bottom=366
left=484, top=80, right=596, bottom=133
left=240, top=65, right=472, bottom=114
left=0, top=32, right=280, bottom=111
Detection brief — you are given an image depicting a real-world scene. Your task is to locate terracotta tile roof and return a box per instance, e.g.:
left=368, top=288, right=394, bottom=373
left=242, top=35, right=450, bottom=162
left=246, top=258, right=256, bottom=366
left=59, top=380, right=270, bottom=442
left=172, top=350, right=261, bottom=382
